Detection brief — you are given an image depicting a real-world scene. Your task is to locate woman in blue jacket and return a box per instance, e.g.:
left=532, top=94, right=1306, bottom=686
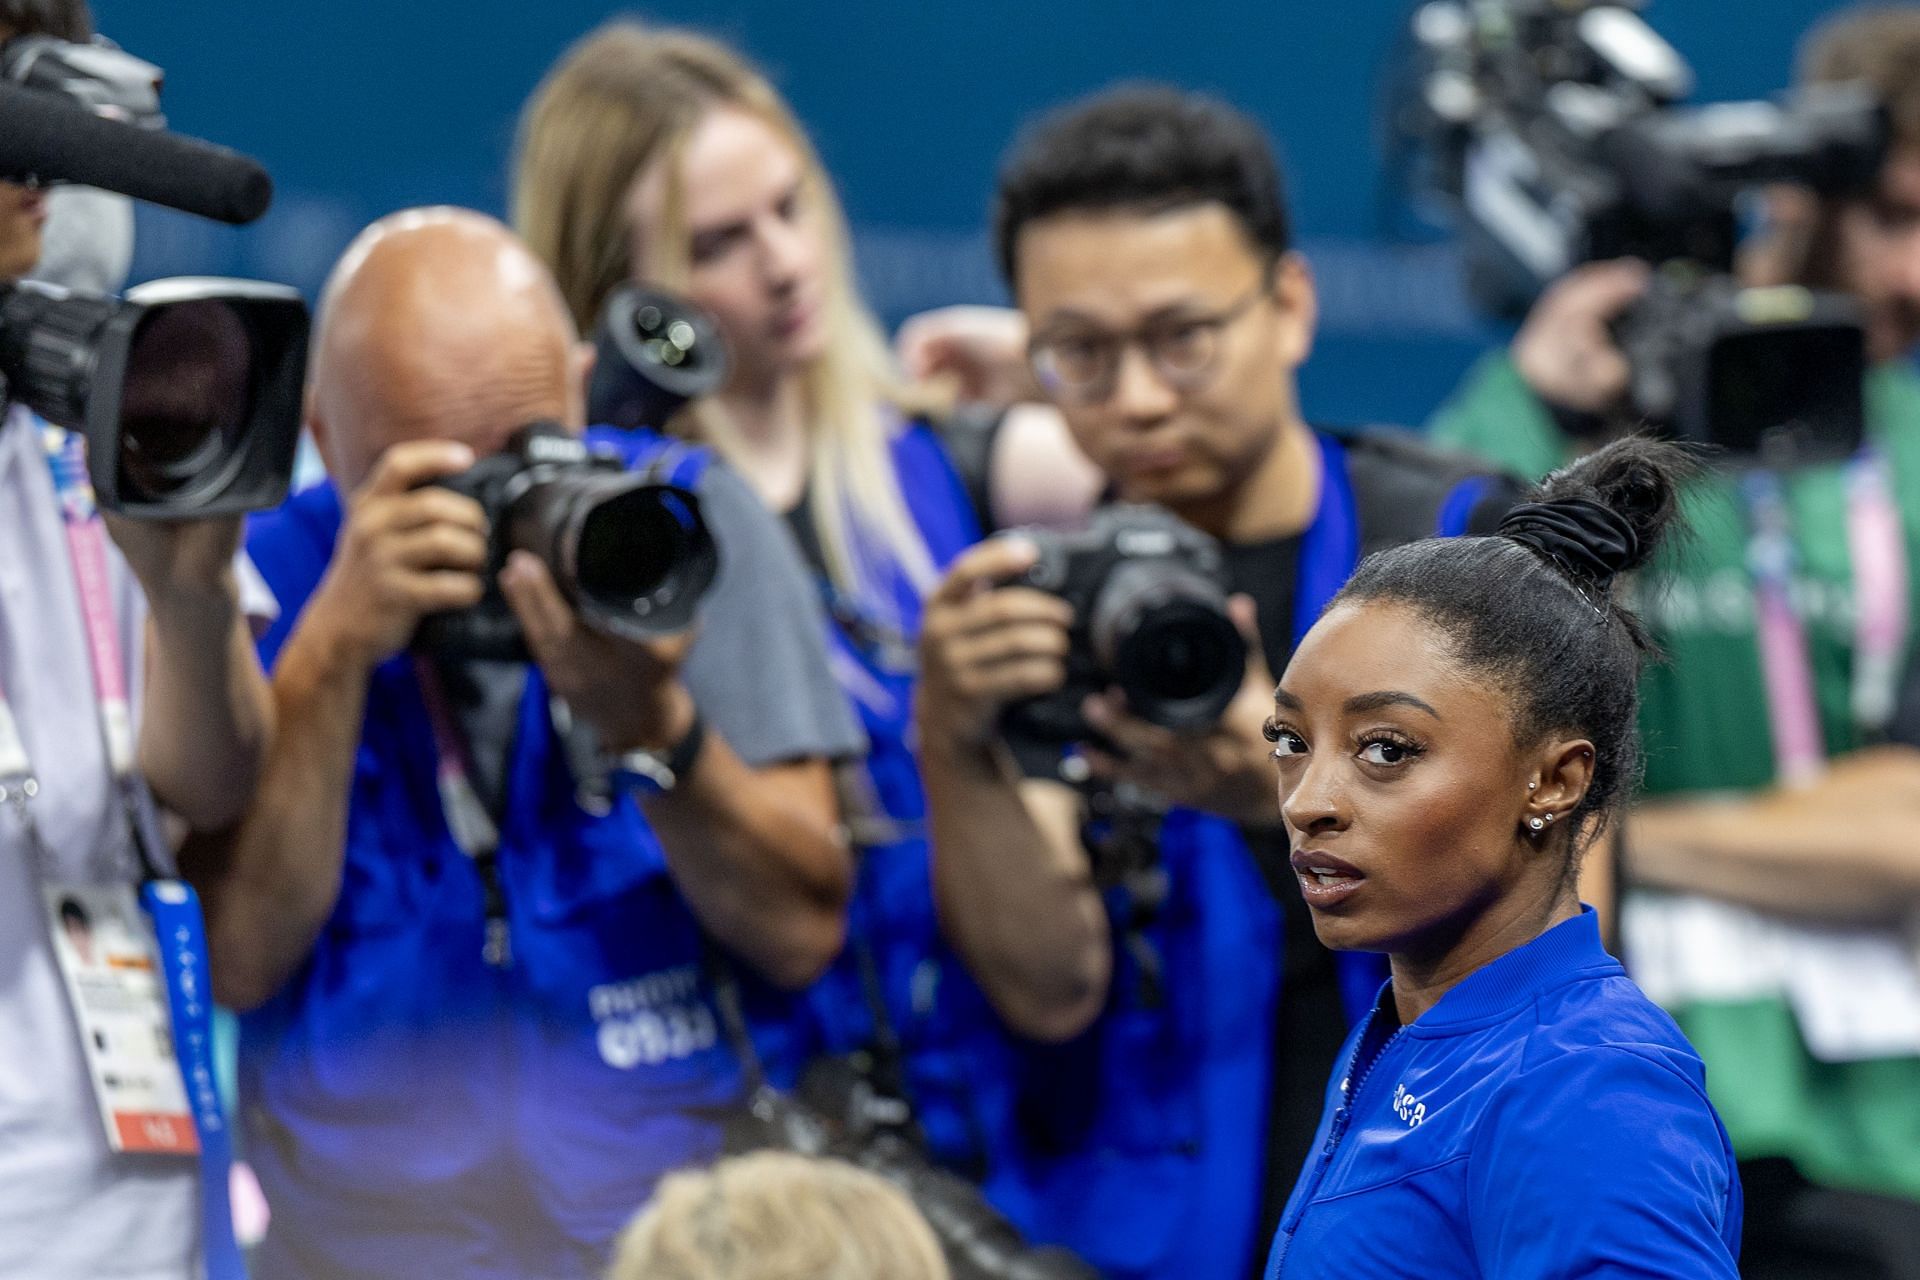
left=1259, top=437, right=1743, bottom=1278
left=512, top=21, right=1019, bottom=1177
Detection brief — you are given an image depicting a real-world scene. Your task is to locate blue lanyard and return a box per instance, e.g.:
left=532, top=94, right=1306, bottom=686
left=143, top=880, right=247, bottom=1280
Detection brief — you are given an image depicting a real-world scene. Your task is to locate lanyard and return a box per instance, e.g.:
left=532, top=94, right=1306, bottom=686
left=413, top=657, right=512, bottom=968
left=1743, top=452, right=1912, bottom=786
left=7, top=422, right=245, bottom=1280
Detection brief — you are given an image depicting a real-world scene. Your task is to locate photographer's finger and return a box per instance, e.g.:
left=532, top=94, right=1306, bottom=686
left=932, top=537, right=1042, bottom=603
left=361, top=440, right=477, bottom=498
left=944, top=619, right=1073, bottom=668
left=959, top=655, right=1068, bottom=704
left=1083, top=694, right=1176, bottom=759
left=385, top=485, right=490, bottom=536
left=498, top=551, right=577, bottom=658
left=1564, top=258, right=1650, bottom=320
left=388, top=522, right=489, bottom=573
left=401, top=569, right=486, bottom=615
left=948, top=587, right=1075, bottom=640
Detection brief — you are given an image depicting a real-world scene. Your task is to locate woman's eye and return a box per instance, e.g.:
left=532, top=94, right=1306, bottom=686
left=1358, top=739, right=1412, bottom=766
left=1269, top=731, right=1308, bottom=759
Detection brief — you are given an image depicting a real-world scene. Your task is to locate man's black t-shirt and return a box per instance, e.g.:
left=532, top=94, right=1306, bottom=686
left=994, top=426, right=1520, bottom=1264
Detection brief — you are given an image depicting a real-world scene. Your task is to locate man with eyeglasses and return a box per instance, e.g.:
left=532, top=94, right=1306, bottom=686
left=911, top=86, right=1519, bottom=1280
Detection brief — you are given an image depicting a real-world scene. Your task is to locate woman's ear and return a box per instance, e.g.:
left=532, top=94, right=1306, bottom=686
left=1524, top=738, right=1597, bottom=831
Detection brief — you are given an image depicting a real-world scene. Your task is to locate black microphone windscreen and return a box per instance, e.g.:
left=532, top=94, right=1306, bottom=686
left=0, top=80, right=272, bottom=225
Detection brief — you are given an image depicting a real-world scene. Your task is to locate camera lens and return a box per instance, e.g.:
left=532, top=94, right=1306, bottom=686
left=117, top=298, right=252, bottom=499
left=572, top=485, right=697, bottom=614
left=1111, top=600, right=1246, bottom=727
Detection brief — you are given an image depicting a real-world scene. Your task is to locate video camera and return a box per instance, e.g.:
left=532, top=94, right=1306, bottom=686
left=0, top=32, right=305, bottom=517
left=1394, top=0, right=1888, bottom=463
left=1003, top=504, right=1247, bottom=747
left=414, top=423, right=718, bottom=661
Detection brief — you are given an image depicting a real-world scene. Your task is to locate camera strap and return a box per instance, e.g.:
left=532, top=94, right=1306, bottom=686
left=1742, top=452, right=1910, bottom=782
left=0, top=423, right=247, bottom=1280
left=413, top=657, right=512, bottom=969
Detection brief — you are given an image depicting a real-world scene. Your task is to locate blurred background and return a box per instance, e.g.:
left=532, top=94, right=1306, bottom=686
left=93, top=0, right=1857, bottom=428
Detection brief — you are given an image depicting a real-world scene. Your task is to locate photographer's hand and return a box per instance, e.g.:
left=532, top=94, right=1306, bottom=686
left=1512, top=259, right=1649, bottom=415
left=916, top=538, right=1074, bottom=748
left=895, top=305, right=1037, bottom=406
left=302, top=441, right=488, bottom=670
left=1079, top=596, right=1279, bottom=826
left=497, top=549, right=697, bottom=754
left=113, top=509, right=269, bottom=835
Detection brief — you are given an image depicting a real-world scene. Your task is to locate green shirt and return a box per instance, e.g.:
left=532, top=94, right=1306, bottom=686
left=1428, top=352, right=1920, bottom=1199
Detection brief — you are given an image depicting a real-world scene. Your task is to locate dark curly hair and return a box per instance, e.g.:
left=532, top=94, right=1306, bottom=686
left=1331, top=436, right=1696, bottom=850
left=992, top=83, right=1291, bottom=291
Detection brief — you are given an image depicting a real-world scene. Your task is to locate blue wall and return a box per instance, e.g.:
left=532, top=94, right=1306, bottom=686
left=93, top=0, right=1857, bottom=428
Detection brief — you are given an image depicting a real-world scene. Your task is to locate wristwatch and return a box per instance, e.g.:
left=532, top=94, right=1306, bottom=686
left=607, top=708, right=707, bottom=797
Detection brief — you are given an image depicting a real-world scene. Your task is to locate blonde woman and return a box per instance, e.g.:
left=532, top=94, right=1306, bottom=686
left=516, top=21, right=1017, bottom=1179
left=610, top=1152, right=948, bottom=1280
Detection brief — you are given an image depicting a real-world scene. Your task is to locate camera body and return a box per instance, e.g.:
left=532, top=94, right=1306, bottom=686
left=1003, top=504, right=1246, bottom=746
left=414, top=423, right=717, bottom=661
left=1399, top=0, right=1887, bottom=462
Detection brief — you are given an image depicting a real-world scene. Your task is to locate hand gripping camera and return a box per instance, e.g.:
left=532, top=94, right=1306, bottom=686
left=413, top=424, right=718, bottom=660
left=1003, top=504, right=1247, bottom=746
left=1395, top=0, right=1888, bottom=463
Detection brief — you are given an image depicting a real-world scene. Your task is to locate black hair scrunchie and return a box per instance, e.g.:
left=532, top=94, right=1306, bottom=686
left=1495, top=498, right=1639, bottom=591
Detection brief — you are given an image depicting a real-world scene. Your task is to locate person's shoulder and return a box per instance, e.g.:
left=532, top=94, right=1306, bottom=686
left=1329, top=425, right=1526, bottom=548
left=1510, top=973, right=1716, bottom=1111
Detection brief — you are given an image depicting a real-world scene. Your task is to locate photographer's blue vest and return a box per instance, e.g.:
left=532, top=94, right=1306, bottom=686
left=792, top=423, right=1021, bottom=1174
left=239, top=430, right=799, bottom=1280
left=990, top=433, right=1490, bottom=1280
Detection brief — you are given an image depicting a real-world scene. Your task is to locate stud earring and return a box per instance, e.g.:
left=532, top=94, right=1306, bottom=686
left=1528, top=782, right=1538, bottom=791
left=1544, top=813, right=1556, bottom=825
left=1528, top=816, right=1545, bottom=832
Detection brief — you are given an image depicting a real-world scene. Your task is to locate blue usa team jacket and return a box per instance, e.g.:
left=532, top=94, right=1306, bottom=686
left=1266, top=908, right=1742, bottom=1279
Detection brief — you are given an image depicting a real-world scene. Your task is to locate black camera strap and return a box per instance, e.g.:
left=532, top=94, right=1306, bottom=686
left=414, top=656, right=512, bottom=969
left=1080, top=781, right=1172, bottom=1011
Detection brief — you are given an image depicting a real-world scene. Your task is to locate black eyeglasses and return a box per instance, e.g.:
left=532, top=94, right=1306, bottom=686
left=1027, top=276, right=1273, bottom=405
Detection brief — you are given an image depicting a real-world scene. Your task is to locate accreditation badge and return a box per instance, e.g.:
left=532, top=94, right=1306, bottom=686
left=41, top=881, right=198, bottom=1154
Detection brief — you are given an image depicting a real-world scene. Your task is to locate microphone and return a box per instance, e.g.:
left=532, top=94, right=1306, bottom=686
left=0, top=80, right=272, bottom=225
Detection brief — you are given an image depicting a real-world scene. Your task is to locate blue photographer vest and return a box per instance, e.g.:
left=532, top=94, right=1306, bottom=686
left=795, top=423, right=1021, bottom=1174
left=239, top=431, right=793, bottom=1280
left=991, top=432, right=1492, bottom=1280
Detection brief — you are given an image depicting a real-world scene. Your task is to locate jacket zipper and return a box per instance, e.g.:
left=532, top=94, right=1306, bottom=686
left=1275, top=1015, right=1406, bottom=1277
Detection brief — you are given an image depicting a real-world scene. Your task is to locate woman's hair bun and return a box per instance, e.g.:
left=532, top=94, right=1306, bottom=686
left=1496, top=435, right=1698, bottom=590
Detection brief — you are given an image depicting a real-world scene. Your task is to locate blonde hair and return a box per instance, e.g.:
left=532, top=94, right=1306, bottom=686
left=514, top=21, right=941, bottom=604
left=608, top=1152, right=950, bottom=1280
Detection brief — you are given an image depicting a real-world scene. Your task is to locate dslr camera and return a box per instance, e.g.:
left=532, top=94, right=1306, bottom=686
left=732, top=1055, right=1099, bottom=1280
left=0, top=31, right=305, bottom=516
left=1396, top=0, right=1887, bottom=463
left=1004, top=504, right=1246, bottom=746
left=414, top=423, right=718, bottom=661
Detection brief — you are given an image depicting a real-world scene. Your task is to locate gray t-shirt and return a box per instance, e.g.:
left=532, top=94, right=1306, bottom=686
left=449, top=455, right=863, bottom=803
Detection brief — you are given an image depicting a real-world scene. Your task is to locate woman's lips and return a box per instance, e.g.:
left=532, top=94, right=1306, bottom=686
left=1290, top=848, right=1365, bottom=908
left=1123, top=444, right=1188, bottom=476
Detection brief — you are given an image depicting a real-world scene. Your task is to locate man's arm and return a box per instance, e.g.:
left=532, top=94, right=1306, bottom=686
left=118, top=514, right=273, bottom=833
left=1626, top=745, right=1920, bottom=922
left=185, top=442, right=488, bottom=1009
left=917, top=538, right=1112, bottom=1042
left=500, top=460, right=855, bottom=991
